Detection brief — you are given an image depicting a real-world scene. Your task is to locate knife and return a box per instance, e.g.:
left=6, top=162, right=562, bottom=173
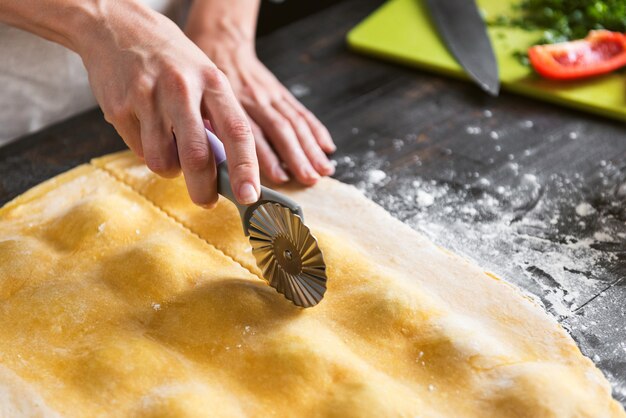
left=425, top=0, right=500, bottom=96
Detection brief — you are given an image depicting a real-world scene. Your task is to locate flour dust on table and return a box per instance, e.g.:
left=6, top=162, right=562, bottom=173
left=333, top=118, right=626, bottom=403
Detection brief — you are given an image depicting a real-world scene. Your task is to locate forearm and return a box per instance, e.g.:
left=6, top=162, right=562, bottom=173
left=2, top=0, right=262, bottom=206
left=0, top=0, right=162, bottom=57
left=185, top=0, right=261, bottom=48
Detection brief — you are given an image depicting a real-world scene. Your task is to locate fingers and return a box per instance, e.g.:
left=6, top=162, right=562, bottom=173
left=272, top=99, right=334, bottom=176
left=137, top=111, right=181, bottom=179
left=249, top=118, right=290, bottom=184
left=243, top=83, right=336, bottom=185
left=108, top=111, right=144, bottom=158
left=244, top=99, right=320, bottom=185
left=168, top=98, right=218, bottom=208
left=201, top=68, right=260, bottom=205
left=284, top=93, right=336, bottom=154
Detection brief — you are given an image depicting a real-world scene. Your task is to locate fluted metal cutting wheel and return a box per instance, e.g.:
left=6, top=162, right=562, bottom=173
left=247, top=202, right=327, bottom=307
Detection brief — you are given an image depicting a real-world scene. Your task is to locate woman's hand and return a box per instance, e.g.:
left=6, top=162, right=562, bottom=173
left=0, top=0, right=261, bottom=207
left=76, top=1, right=260, bottom=208
left=185, top=1, right=336, bottom=185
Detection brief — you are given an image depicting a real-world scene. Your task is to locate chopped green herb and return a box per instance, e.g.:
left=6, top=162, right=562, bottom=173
left=513, top=50, right=531, bottom=66
left=490, top=0, right=626, bottom=65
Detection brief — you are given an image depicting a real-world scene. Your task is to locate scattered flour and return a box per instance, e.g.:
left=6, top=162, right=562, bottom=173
left=416, top=190, right=435, bottom=208
left=366, top=169, right=387, bottom=184
left=127, top=165, right=152, bottom=179
left=593, top=232, right=613, bottom=242
left=575, top=202, right=595, bottom=217
left=334, top=136, right=626, bottom=405
left=336, top=148, right=622, bottom=323
left=288, top=83, right=310, bottom=98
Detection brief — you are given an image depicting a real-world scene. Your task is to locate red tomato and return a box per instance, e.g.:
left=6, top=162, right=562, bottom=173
left=528, top=30, right=626, bottom=80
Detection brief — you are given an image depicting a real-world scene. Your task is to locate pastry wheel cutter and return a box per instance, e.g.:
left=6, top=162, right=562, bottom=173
left=205, top=128, right=327, bottom=308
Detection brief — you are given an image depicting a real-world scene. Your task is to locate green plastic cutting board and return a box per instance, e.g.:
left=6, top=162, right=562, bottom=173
left=347, top=0, right=626, bottom=121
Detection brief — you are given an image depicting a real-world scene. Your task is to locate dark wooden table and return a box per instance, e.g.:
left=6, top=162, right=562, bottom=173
left=1, top=0, right=625, bottom=406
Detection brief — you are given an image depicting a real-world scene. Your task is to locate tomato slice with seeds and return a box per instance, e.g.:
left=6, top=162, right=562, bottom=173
left=528, top=30, right=626, bottom=80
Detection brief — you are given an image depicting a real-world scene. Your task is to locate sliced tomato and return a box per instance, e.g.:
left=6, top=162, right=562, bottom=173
left=528, top=30, right=626, bottom=80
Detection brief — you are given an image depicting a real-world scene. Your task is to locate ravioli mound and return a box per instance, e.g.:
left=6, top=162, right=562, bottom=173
left=0, top=152, right=622, bottom=418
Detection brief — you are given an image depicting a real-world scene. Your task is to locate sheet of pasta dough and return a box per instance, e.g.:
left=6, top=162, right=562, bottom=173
left=0, top=151, right=623, bottom=418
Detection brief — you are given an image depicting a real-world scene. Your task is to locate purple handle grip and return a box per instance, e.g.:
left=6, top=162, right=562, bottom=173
left=206, top=128, right=227, bottom=165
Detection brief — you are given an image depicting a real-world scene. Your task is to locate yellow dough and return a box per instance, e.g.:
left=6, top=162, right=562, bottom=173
left=0, top=151, right=623, bottom=418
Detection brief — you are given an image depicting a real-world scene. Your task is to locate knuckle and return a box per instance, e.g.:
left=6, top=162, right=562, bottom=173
left=203, top=67, right=227, bottom=90
left=163, top=69, right=190, bottom=95
left=300, top=107, right=315, bottom=120
left=311, top=116, right=328, bottom=133
left=231, top=159, right=257, bottom=174
left=104, top=102, right=128, bottom=123
left=251, top=90, right=271, bottom=107
left=181, top=141, right=210, bottom=172
left=306, top=115, right=326, bottom=137
left=133, top=79, right=155, bottom=106
left=192, top=191, right=219, bottom=208
left=144, top=154, right=175, bottom=175
left=134, top=74, right=154, bottom=96
left=300, top=108, right=322, bottom=128
left=207, top=191, right=219, bottom=205
left=103, top=111, right=114, bottom=124
left=315, top=122, right=330, bottom=136
left=224, top=118, right=253, bottom=142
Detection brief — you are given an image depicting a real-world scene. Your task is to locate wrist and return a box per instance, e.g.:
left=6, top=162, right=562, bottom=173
left=186, top=16, right=255, bottom=51
left=72, top=0, right=164, bottom=60
left=184, top=0, right=259, bottom=54
left=57, top=2, right=103, bottom=53
left=0, top=0, right=107, bottom=53
left=186, top=20, right=256, bottom=68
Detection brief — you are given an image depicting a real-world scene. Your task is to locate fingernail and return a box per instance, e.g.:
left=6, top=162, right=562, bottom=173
left=238, top=182, right=258, bottom=204
left=273, top=165, right=290, bottom=183
left=328, top=143, right=337, bottom=153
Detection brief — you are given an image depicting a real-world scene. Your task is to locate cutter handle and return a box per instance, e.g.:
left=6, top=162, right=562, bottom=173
left=206, top=128, right=238, bottom=206
left=205, top=128, right=227, bottom=165
left=205, top=128, right=304, bottom=226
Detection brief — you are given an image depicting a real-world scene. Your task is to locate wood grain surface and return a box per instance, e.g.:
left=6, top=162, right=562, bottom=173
left=0, top=0, right=624, bottom=406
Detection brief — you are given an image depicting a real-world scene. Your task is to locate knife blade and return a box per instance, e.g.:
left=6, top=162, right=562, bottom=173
left=425, top=0, right=499, bottom=96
